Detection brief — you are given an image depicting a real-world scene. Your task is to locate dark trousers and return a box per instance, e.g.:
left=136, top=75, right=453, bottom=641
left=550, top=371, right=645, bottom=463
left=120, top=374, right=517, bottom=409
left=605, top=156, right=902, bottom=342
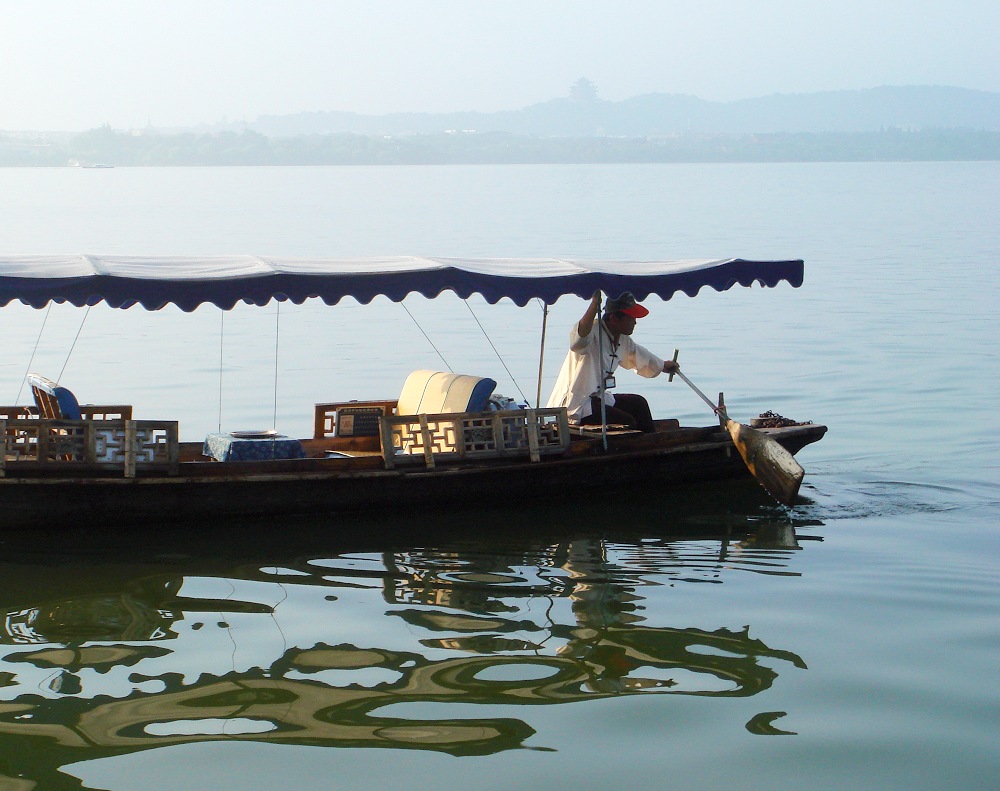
left=581, top=394, right=655, bottom=433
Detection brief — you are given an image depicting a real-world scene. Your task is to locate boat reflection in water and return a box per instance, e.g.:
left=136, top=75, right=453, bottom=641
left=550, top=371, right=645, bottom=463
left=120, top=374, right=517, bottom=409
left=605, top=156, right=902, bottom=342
left=0, top=500, right=816, bottom=787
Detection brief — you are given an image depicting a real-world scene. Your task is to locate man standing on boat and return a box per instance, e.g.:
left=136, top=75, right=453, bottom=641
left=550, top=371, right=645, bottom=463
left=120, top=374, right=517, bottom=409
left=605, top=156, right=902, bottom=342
left=546, top=292, right=679, bottom=433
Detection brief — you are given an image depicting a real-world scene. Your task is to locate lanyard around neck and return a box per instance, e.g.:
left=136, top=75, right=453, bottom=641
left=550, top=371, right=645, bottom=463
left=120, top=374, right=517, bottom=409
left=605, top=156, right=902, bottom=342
left=599, top=320, right=620, bottom=370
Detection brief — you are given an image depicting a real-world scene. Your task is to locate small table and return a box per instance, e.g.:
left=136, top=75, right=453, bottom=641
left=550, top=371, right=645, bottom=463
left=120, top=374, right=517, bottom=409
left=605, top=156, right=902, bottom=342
left=203, top=432, right=306, bottom=462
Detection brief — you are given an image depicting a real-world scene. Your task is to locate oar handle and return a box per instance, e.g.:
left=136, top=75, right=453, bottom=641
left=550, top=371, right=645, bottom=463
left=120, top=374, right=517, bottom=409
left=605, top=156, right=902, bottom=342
left=668, top=348, right=679, bottom=382
left=674, top=370, right=730, bottom=421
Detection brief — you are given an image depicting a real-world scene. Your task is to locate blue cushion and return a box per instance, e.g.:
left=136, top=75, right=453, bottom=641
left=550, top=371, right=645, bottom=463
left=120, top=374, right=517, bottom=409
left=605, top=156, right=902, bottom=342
left=27, top=373, right=82, bottom=420
left=467, top=378, right=497, bottom=412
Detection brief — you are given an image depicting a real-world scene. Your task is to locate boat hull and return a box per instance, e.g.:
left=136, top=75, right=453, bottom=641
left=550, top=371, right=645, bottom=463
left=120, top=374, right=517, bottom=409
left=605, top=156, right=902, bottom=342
left=0, top=424, right=826, bottom=527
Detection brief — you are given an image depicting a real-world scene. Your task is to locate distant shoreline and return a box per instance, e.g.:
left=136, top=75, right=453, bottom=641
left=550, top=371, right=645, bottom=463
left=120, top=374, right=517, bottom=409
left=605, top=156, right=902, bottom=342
left=2, top=128, right=998, bottom=166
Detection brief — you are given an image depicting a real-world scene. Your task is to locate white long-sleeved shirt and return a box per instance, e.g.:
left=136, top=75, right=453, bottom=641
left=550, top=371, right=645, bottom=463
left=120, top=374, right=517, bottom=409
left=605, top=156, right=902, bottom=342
left=545, top=319, right=664, bottom=420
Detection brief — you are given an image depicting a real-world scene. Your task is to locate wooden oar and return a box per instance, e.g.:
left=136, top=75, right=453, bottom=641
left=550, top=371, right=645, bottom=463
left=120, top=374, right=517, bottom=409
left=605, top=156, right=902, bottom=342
left=672, top=366, right=805, bottom=505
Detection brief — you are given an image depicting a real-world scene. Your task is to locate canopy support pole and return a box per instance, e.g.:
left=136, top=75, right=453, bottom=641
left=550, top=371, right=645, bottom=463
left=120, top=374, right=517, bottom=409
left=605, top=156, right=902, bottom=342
left=217, top=310, right=225, bottom=432
left=272, top=300, right=281, bottom=432
left=536, top=301, right=548, bottom=408
left=596, top=296, right=608, bottom=450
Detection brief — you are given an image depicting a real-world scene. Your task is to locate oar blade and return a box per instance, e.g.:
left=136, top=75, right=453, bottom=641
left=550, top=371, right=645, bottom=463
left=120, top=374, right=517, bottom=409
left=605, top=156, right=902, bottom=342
left=726, top=419, right=805, bottom=505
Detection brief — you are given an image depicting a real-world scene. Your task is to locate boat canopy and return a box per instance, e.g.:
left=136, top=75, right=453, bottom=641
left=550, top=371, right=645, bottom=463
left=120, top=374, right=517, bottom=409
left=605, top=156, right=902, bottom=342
left=0, top=255, right=803, bottom=311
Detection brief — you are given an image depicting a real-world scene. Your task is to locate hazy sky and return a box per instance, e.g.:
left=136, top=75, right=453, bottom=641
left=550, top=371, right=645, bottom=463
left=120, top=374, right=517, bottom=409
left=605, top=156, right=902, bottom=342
left=3, top=0, right=998, bottom=131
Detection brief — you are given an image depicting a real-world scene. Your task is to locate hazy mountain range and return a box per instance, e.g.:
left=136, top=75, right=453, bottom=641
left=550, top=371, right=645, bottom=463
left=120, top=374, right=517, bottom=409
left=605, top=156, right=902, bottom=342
left=248, top=86, right=1000, bottom=137
left=3, top=86, right=998, bottom=165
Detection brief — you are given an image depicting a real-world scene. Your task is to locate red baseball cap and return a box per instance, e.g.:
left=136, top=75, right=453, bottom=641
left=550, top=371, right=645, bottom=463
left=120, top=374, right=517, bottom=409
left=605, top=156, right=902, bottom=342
left=604, top=292, right=649, bottom=318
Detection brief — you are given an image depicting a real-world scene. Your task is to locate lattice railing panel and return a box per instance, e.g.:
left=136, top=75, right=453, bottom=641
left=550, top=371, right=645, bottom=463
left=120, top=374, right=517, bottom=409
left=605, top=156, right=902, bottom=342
left=2, top=425, right=38, bottom=460
left=93, top=422, right=176, bottom=465
left=381, top=408, right=570, bottom=469
left=0, top=407, right=37, bottom=421
left=400, top=418, right=461, bottom=456
left=80, top=405, right=133, bottom=421
left=536, top=412, right=566, bottom=447
left=1, top=419, right=179, bottom=477
left=313, top=400, right=397, bottom=439
left=45, top=423, right=90, bottom=461
left=459, top=414, right=500, bottom=453
left=0, top=420, right=89, bottom=462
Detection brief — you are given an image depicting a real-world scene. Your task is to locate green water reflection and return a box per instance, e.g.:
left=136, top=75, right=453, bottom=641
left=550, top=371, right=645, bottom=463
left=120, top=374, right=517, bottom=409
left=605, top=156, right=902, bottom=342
left=0, top=516, right=814, bottom=789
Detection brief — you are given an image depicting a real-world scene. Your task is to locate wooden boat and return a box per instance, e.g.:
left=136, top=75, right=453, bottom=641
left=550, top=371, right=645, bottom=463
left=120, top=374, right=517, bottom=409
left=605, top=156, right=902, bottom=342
left=0, top=255, right=826, bottom=526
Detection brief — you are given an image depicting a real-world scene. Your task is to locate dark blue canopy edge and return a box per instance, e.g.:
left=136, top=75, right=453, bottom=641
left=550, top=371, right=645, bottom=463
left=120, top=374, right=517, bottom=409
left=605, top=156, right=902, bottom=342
left=0, top=257, right=804, bottom=312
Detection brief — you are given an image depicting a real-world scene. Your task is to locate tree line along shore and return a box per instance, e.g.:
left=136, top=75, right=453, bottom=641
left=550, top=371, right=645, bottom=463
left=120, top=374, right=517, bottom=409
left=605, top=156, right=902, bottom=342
left=3, top=126, right=998, bottom=166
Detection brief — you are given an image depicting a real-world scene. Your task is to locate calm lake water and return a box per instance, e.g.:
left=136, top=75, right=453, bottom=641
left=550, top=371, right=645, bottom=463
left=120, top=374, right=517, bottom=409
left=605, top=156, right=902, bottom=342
left=0, top=163, right=997, bottom=790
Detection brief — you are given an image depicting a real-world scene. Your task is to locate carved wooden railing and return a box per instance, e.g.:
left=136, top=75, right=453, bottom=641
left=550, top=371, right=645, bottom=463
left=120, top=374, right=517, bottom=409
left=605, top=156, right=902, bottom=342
left=313, top=400, right=397, bottom=439
left=380, top=408, right=570, bottom=470
left=0, top=418, right=179, bottom=478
